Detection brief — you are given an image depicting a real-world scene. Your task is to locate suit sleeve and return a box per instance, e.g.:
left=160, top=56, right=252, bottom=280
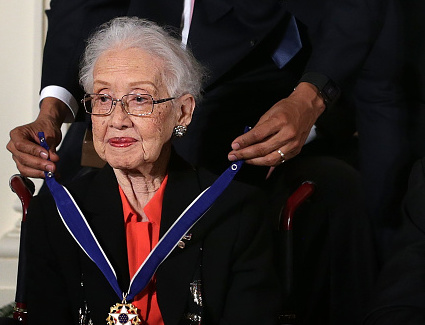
left=41, top=0, right=128, bottom=118
left=364, top=159, right=425, bottom=325
left=301, top=0, right=392, bottom=89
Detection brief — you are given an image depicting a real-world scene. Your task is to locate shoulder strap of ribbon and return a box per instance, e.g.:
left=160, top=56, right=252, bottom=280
left=37, top=130, right=246, bottom=301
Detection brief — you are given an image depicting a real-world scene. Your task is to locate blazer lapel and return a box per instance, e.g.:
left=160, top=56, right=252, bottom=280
left=77, top=165, right=131, bottom=292
left=157, top=152, right=207, bottom=325
left=160, top=153, right=201, bottom=237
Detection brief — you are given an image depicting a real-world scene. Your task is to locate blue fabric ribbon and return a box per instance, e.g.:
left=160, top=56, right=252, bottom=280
left=38, top=131, right=244, bottom=301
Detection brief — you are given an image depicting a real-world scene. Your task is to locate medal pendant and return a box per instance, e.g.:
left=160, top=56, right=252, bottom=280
left=107, top=301, right=141, bottom=325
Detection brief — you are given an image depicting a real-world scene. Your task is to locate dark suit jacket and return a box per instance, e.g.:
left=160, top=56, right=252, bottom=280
left=364, top=158, right=425, bottom=325
left=26, top=153, right=280, bottom=325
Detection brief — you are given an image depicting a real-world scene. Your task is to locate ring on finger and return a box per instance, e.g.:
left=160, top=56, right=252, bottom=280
left=277, top=149, right=285, bottom=164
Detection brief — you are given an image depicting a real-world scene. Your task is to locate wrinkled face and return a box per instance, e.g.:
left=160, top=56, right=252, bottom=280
left=91, top=47, right=193, bottom=172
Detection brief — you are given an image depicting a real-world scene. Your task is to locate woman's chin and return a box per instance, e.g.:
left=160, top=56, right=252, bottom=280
left=105, top=155, right=139, bottom=170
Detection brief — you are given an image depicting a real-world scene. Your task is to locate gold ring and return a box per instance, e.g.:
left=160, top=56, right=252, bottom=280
left=277, top=149, right=285, bottom=163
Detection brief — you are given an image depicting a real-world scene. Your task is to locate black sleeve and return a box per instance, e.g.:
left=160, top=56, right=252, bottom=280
left=303, top=0, right=389, bottom=89
left=41, top=0, right=129, bottom=116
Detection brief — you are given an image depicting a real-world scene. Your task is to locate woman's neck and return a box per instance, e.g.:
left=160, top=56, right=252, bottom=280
left=114, top=162, right=167, bottom=221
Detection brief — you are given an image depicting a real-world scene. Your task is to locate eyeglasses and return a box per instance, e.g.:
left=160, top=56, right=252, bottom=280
left=81, top=93, right=175, bottom=116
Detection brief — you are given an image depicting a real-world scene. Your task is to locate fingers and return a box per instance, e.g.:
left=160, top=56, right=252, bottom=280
left=7, top=124, right=59, bottom=178
left=230, top=123, right=276, bottom=151
left=244, top=146, right=301, bottom=167
left=228, top=91, right=322, bottom=167
left=228, top=121, right=304, bottom=166
left=7, top=139, right=55, bottom=178
left=228, top=140, right=300, bottom=166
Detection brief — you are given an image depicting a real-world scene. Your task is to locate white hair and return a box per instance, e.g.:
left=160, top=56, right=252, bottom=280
left=79, top=17, right=205, bottom=101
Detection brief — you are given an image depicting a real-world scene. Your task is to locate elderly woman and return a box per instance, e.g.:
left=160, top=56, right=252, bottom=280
left=25, top=17, right=279, bottom=325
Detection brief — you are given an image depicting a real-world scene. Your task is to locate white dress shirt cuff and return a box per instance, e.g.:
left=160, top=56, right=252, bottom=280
left=40, top=86, right=79, bottom=123
left=305, top=125, right=317, bottom=145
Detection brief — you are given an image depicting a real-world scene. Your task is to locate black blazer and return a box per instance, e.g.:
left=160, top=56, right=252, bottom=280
left=364, top=158, right=425, bottom=325
left=25, top=153, right=280, bottom=325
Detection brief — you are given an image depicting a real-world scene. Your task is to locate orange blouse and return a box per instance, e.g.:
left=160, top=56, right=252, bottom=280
left=119, top=175, right=168, bottom=325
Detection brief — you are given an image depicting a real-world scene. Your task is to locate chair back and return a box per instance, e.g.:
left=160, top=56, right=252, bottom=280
left=8, top=175, right=35, bottom=324
left=278, top=181, right=315, bottom=325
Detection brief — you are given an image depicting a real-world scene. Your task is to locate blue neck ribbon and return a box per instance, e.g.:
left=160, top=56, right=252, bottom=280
left=38, top=131, right=245, bottom=301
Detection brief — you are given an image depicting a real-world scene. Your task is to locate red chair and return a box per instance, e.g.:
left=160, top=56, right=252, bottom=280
left=278, top=181, right=315, bottom=325
left=7, top=175, right=35, bottom=324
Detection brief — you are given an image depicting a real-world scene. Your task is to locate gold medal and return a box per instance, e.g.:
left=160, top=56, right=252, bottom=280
left=107, top=300, right=141, bottom=325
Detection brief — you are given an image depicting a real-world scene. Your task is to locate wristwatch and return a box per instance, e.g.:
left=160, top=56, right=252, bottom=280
left=298, top=72, right=341, bottom=108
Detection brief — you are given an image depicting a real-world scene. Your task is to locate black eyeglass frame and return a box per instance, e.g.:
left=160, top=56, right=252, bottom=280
left=81, top=93, right=175, bottom=116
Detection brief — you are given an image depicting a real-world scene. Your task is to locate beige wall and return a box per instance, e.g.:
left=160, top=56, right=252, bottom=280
left=0, top=1, right=46, bottom=243
left=0, top=1, right=47, bottom=305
